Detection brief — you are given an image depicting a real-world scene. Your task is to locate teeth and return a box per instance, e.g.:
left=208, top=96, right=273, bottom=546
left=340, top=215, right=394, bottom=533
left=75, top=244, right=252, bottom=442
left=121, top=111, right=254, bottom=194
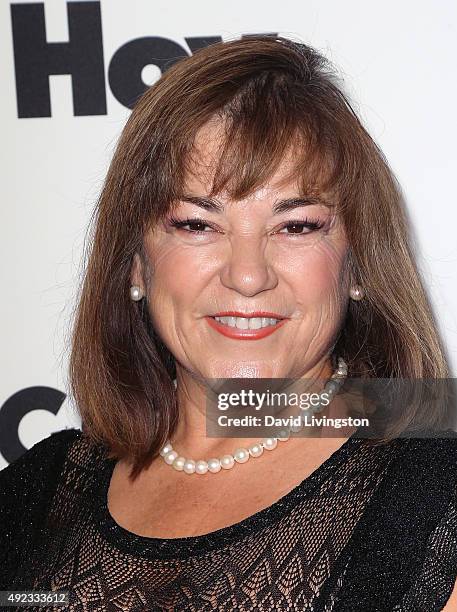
left=213, top=316, right=279, bottom=329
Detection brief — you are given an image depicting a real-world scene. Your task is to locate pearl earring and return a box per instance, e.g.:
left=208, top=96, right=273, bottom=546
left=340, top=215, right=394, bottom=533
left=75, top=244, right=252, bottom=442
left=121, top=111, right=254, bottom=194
left=349, top=285, right=364, bottom=301
left=130, top=285, right=144, bottom=301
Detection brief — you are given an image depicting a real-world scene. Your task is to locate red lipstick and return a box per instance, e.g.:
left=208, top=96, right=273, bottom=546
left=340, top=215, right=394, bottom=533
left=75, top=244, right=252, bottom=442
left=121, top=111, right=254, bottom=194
left=205, top=311, right=288, bottom=340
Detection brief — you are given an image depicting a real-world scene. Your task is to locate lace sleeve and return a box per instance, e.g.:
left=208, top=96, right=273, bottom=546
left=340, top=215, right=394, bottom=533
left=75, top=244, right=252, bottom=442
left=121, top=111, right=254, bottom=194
left=0, top=428, right=81, bottom=590
left=392, top=477, right=457, bottom=611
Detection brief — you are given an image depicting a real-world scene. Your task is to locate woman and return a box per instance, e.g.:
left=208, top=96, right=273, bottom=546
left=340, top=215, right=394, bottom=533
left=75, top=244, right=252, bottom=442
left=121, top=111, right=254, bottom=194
left=1, top=35, right=457, bottom=611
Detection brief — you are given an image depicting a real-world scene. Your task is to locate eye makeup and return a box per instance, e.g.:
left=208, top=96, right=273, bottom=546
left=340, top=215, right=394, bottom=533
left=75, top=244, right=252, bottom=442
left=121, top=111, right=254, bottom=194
left=166, top=215, right=327, bottom=236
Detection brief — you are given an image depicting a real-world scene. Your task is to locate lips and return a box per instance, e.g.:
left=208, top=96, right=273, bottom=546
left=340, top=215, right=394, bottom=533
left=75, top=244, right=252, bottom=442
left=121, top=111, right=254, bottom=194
left=205, top=312, right=288, bottom=340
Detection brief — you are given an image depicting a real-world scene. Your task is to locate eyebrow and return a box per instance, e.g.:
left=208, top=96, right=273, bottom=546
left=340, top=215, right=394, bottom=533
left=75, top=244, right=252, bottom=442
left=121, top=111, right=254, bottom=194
left=179, top=195, right=334, bottom=214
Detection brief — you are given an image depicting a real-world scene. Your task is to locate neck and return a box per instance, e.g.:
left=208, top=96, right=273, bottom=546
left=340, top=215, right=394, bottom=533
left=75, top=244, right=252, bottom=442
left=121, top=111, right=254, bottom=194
left=169, top=357, right=343, bottom=457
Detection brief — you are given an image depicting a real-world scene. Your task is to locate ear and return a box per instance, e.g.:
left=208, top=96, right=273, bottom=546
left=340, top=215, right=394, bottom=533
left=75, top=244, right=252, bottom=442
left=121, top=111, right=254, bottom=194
left=130, top=252, right=146, bottom=292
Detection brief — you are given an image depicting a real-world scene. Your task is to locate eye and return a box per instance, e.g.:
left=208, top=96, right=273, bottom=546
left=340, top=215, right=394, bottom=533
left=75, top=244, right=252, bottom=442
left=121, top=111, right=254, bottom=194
left=168, top=216, right=217, bottom=234
left=275, top=218, right=325, bottom=235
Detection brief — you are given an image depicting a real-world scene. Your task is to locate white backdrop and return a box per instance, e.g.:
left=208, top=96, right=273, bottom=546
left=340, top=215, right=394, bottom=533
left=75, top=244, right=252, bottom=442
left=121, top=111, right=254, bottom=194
left=1, top=0, right=457, bottom=469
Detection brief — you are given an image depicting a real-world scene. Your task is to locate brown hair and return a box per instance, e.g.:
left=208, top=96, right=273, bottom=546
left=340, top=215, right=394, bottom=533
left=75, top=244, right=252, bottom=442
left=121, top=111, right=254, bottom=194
left=68, top=35, right=452, bottom=480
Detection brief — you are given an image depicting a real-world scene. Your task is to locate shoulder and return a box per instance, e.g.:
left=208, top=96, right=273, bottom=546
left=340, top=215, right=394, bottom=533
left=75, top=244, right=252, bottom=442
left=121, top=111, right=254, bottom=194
left=0, top=428, right=86, bottom=587
left=330, top=431, right=457, bottom=609
left=0, top=428, right=83, bottom=487
left=388, top=430, right=457, bottom=499
left=396, top=432, right=457, bottom=610
left=0, top=428, right=85, bottom=513
left=0, top=427, right=114, bottom=494
left=399, top=429, right=457, bottom=465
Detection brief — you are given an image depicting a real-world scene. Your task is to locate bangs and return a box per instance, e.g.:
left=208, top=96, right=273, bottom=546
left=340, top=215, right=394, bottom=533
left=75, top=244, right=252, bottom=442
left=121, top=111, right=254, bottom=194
left=176, top=70, right=362, bottom=210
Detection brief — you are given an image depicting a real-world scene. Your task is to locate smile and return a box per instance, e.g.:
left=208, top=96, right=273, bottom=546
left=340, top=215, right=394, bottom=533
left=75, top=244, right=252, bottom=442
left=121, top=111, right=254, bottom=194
left=215, top=315, right=280, bottom=329
left=205, top=314, right=288, bottom=340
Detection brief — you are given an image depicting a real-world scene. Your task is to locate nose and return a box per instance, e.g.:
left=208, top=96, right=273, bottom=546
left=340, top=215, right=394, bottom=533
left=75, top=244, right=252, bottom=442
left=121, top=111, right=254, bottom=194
left=219, top=235, right=278, bottom=296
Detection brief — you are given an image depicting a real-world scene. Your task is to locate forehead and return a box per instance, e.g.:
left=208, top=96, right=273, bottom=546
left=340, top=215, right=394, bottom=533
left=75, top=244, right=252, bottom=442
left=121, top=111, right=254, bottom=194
left=184, top=118, right=302, bottom=201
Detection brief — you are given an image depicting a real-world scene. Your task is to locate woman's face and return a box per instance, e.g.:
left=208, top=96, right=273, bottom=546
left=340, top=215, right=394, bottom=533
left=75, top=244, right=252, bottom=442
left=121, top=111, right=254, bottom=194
left=132, top=120, right=351, bottom=380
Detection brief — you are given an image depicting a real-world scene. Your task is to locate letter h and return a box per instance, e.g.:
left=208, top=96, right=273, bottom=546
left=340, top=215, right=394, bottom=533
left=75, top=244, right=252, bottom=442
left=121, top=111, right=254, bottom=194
left=11, top=2, right=106, bottom=118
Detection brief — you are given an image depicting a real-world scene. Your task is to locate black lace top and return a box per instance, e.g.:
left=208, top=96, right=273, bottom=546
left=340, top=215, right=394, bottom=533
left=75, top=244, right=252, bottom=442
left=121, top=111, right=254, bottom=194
left=1, top=427, right=457, bottom=611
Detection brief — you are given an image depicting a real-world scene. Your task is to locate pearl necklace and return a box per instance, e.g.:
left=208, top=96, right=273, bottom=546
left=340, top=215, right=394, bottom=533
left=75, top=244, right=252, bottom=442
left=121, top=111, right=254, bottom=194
left=159, top=357, right=348, bottom=475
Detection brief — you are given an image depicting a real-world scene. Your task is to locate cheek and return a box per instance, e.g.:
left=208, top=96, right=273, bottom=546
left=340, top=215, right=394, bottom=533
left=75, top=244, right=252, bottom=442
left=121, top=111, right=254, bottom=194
left=279, top=240, right=348, bottom=303
left=146, top=240, right=215, bottom=313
